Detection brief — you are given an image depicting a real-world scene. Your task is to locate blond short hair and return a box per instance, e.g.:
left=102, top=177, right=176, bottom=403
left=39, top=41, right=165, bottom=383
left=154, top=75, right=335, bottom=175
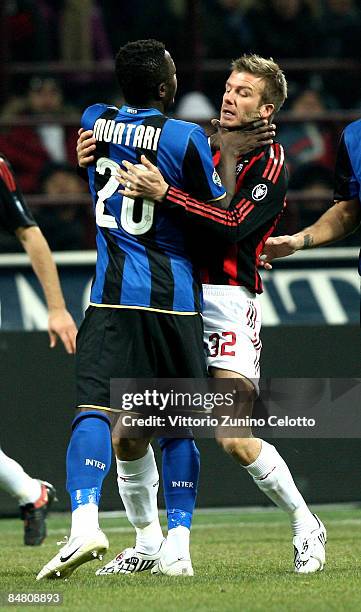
left=231, top=54, right=287, bottom=113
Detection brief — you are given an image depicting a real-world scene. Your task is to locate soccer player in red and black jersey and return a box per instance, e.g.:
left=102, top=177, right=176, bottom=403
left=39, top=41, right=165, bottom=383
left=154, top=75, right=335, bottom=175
left=117, top=54, right=327, bottom=574
left=0, top=154, right=77, bottom=544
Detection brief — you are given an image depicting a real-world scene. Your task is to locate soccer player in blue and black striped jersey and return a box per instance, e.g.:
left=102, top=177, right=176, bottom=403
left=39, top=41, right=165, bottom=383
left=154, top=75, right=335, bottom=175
left=37, top=40, right=226, bottom=581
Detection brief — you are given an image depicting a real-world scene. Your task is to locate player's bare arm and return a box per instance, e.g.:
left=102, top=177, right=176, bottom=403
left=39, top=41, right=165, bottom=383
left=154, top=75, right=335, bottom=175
left=15, top=225, right=77, bottom=354
left=215, top=126, right=248, bottom=211
left=261, top=198, right=361, bottom=264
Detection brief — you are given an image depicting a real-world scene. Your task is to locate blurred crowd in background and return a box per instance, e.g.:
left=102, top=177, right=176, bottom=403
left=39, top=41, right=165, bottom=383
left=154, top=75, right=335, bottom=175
left=1, top=0, right=361, bottom=251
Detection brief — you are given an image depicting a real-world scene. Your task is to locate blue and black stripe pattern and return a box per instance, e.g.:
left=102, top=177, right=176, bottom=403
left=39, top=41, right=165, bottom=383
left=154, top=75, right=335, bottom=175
left=82, top=103, right=225, bottom=313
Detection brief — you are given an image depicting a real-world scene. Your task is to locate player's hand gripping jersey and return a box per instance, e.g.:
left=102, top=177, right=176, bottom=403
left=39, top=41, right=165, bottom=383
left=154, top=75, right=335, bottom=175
left=165, top=143, right=287, bottom=293
left=82, top=104, right=225, bottom=313
left=0, top=155, right=37, bottom=233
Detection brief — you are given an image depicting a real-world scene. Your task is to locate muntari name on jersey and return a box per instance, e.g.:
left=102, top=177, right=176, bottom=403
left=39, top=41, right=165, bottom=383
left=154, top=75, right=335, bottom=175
left=93, top=118, right=161, bottom=151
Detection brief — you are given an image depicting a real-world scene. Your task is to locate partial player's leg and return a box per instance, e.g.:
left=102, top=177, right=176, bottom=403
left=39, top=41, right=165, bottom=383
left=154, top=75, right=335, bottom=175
left=152, top=436, right=199, bottom=576
left=0, top=446, right=56, bottom=545
left=94, top=308, right=164, bottom=576
left=213, top=370, right=326, bottom=573
left=37, top=307, right=121, bottom=580
left=96, top=436, right=163, bottom=575
left=148, top=312, right=205, bottom=577
left=97, top=311, right=205, bottom=577
left=36, top=407, right=111, bottom=581
left=204, top=284, right=326, bottom=574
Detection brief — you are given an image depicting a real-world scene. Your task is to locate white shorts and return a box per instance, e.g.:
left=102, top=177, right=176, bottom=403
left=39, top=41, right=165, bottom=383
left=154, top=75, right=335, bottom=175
left=202, top=284, right=262, bottom=394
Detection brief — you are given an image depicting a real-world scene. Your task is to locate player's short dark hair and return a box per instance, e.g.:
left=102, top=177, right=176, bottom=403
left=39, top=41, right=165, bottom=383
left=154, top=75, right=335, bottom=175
left=231, top=54, right=287, bottom=113
left=115, top=39, right=170, bottom=106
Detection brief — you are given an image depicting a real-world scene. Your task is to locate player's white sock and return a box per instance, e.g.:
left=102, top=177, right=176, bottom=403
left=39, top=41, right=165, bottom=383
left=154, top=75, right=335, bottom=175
left=244, top=440, right=317, bottom=535
left=117, top=445, right=163, bottom=554
left=166, top=525, right=190, bottom=561
left=70, top=503, right=99, bottom=538
left=0, top=448, right=41, bottom=505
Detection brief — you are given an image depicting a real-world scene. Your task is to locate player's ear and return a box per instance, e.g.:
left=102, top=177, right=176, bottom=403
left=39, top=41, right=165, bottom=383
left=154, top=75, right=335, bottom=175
left=260, top=103, right=274, bottom=119
left=158, top=82, right=167, bottom=100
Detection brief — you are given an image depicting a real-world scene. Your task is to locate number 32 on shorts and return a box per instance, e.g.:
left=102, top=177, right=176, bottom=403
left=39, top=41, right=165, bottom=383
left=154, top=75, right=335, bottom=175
left=208, top=331, right=236, bottom=357
left=95, top=157, right=155, bottom=235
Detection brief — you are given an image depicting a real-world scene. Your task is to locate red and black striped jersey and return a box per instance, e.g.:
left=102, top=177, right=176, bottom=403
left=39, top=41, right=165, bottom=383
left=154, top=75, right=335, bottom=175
left=0, top=154, right=37, bottom=234
left=165, top=143, right=287, bottom=294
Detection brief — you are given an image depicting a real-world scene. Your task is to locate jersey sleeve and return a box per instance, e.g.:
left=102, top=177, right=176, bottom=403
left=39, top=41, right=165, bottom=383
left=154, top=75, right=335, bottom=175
left=165, top=144, right=287, bottom=243
left=333, top=130, right=359, bottom=202
left=181, top=126, right=226, bottom=202
left=0, top=156, right=37, bottom=234
left=81, top=103, right=110, bottom=130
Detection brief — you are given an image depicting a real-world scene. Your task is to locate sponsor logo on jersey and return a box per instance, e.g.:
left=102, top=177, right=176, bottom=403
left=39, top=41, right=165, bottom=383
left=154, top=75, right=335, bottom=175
left=85, top=458, right=106, bottom=470
left=126, top=107, right=138, bottom=114
left=171, top=481, right=194, bottom=488
left=236, top=162, right=245, bottom=175
left=212, top=169, right=222, bottom=187
left=252, top=183, right=268, bottom=201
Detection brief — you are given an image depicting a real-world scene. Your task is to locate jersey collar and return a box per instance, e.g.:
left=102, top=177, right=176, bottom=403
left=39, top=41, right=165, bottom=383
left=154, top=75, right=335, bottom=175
left=119, top=105, right=163, bottom=117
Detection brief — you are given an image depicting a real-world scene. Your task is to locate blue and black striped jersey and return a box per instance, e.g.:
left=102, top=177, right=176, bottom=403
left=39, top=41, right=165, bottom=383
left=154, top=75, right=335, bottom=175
left=82, top=104, right=225, bottom=313
left=334, top=120, right=361, bottom=203
left=333, top=119, right=361, bottom=274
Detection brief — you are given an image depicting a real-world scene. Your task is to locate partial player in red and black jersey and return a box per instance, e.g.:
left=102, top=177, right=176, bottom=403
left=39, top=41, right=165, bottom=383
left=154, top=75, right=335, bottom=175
left=0, top=154, right=37, bottom=234
left=0, top=154, right=76, bottom=349
left=118, top=54, right=326, bottom=574
left=165, top=141, right=287, bottom=293
left=0, top=154, right=77, bottom=546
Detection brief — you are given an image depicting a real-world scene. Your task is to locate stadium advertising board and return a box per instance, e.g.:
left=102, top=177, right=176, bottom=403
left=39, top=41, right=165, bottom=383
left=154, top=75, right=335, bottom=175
left=0, top=248, right=359, bottom=329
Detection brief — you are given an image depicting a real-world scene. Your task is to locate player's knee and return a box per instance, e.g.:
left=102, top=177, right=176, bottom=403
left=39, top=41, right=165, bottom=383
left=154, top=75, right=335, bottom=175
left=234, top=377, right=256, bottom=404
left=217, top=436, right=252, bottom=459
left=112, top=436, right=149, bottom=460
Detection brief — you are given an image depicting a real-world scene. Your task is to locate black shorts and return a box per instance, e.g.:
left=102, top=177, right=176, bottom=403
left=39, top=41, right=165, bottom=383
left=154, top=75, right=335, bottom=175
left=76, top=306, right=207, bottom=409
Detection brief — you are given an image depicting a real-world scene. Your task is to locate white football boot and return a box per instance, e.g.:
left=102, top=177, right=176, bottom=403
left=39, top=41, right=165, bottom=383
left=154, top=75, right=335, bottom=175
left=96, top=544, right=163, bottom=575
left=151, top=539, right=194, bottom=577
left=293, top=514, right=327, bottom=574
left=36, top=529, right=109, bottom=580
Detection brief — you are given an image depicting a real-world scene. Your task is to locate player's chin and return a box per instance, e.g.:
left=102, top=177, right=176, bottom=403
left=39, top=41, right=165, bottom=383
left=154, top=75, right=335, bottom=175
left=220, top=118, right=238, bottom=130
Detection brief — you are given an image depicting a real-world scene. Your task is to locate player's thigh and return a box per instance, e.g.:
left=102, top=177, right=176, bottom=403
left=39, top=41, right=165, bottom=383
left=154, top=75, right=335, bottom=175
left=151, top=312, right=207, bottom=377
left=76, top=306, right=157, bottom=410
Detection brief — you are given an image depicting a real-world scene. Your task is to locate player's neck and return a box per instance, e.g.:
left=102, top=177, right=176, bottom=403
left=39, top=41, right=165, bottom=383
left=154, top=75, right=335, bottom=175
left=124, top=99, right=165, bottom=113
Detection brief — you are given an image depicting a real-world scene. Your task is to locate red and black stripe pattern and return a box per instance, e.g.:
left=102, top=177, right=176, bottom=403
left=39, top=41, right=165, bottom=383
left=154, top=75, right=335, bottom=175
left=251, top=331, right=262, bottom=374
left=0, top=154, right=37, bottom=234
left=246, top=301, right=258, bottom=329
left=165, top=143, right=287, bottom=293
left=0, top=156, right=16, bottom=192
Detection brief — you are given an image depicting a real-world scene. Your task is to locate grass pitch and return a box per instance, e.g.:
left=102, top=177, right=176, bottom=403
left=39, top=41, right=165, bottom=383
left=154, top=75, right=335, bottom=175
left=0, top=506, right=360, bottom=612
